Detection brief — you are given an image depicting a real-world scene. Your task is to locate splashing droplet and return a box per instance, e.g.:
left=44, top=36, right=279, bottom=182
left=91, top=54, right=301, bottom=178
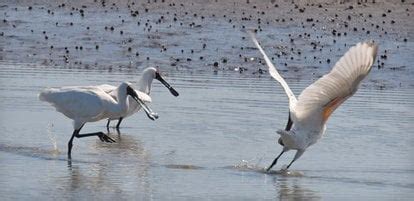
left=47, top=123, right=59, bottom=153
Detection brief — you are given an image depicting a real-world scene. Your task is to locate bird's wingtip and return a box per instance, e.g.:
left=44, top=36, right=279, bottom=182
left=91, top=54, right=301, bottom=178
left=370, top=42, right=378, bottom=59
left=365, top=40, right=379, bottom=61
left=365, top=39, right=378, bottom=47
left=354, top=40, right=378, bottom=62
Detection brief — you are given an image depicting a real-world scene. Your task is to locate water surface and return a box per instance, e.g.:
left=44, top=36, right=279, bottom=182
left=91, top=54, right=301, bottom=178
left=0, top=62, right=413, bottom=200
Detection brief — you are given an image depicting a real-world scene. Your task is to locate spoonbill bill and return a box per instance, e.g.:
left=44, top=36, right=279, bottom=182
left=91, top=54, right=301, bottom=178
left=250, top=34, right=378, bottom=170
left=39, top=82, right=158, bottom=158
left=103, top=67, right=179, bottom=128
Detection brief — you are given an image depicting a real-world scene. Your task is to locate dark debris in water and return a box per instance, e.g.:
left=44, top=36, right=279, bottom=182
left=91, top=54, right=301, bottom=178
left=0, top=0, right=411, bottom=88
left=164, top=164, right=204, bottom=170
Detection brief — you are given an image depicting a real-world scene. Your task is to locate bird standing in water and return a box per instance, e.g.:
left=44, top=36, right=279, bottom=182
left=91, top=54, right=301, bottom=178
left=39, top=82, right=158, bottom=158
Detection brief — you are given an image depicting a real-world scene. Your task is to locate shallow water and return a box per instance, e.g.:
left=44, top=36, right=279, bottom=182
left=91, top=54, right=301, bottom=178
left=0, top=62, right=413, bottom=200
left=1, top=1, right=414, bottom=199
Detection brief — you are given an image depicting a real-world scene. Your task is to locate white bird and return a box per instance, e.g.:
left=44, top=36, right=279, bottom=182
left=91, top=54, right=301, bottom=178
left=102, top=67, right=179, bottom=128
left=39, top=82, right=158, bottom=158
left=250, top=34, right=378, bottom=170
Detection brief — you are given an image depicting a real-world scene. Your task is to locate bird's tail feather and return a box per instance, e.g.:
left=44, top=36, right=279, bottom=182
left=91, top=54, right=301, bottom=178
left=38, top=88, right=57, bottom=103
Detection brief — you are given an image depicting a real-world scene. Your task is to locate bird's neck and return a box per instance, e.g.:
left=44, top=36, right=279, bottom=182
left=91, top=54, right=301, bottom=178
left=114, top=90, right=129, bottom=113
left=137, top=73, right=154, bottom=94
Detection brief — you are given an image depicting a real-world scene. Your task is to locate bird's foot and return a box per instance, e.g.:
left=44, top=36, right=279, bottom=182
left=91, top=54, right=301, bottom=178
left=147, top=112, right=159, bottom=120
left=280, top=165, right=289, bottom=171
left=98, top=132, right=116, bottom=143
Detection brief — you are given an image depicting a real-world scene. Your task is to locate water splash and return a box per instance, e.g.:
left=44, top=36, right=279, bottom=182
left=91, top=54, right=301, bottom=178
left=232, top=159, right=264, bottom=171
left=46, top=123, right=59, bottom=154
left=274, top=168, right=305, bottom=177
left=229, top=159, right=305, bottom=177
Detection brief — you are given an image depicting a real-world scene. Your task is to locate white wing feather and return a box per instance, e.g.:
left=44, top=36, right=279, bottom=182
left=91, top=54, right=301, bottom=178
left=250, top=33, right=297, bottom=109
left=294, top=42, right=378, bottom=125
left=39, top=87, right=105, bottom=120
left=98, top=84, right=117, bottom=94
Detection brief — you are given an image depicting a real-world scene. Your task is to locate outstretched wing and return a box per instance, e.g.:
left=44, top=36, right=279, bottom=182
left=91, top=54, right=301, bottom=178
left=293, top=42, right=378, bottom=126
left=250, top=33, right=297, bottom=110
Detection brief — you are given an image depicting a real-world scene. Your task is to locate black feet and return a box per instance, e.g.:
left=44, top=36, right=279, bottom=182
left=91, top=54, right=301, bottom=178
left=97, top=132, right=116, bottom=143
left=67, top=128, right=116, bottom=158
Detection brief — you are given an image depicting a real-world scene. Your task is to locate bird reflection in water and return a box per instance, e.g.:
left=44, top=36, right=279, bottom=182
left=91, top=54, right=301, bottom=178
left=274, top=177, right=321, bottom=201
left=65, top=130, right=153, bottom=199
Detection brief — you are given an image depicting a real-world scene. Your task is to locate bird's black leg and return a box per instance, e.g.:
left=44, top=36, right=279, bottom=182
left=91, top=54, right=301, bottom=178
left=106, top=119, right=111, bottom=128
left=75, top=132, right=116, bottom=143
left=286, top=159, right=295, bottom=169
left=115, top=128, right=122, bottom=141
left=67, top=123, right=115, bottom=158
left=68, top=124, right=85, bottom=159
left=115, top=117, right=123, bottom=129
left=267, top=149, right=285, bottom=171
left=68, top=130, right=77, bottom=159
left=286, top=150, right=304, bottom=169
left=285, top=113, right=293, bottom=131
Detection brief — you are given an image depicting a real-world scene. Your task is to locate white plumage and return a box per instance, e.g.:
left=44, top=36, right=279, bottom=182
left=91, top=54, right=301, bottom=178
left=39, top=82, right=157, bottom=158
left=104, top=67, right=179, bottom=128
left=251, top=33, right=378, bottom=170
left=98, top=84, right=152, bottom=120
left=40, top=85, right=125, bottom=129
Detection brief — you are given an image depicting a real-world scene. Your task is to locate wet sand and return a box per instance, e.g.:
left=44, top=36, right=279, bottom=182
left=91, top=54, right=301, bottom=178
left=1, top=0, right=413, bottom=89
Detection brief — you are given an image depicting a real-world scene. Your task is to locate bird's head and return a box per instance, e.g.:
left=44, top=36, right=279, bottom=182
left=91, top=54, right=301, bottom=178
left=276, top=129, right=294, bottom=147
left=138, top=67, right=178, bottom=97
left=152, top=67, right=179, bottom=97
left=278, top=137, right=284, bottom=146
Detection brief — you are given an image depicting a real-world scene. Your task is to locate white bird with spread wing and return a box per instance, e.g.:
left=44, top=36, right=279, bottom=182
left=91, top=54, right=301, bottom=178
left=250, top=34, right=378, bottom=170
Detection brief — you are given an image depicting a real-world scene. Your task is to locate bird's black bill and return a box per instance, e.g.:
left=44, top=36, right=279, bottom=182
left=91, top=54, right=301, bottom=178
left=126, top=86, right=159, bottom=120
left=155, top=72, right=179, bottom=97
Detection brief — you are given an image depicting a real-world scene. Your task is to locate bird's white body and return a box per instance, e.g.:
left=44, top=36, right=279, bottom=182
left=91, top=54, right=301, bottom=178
left=283, top=42, right=377, bottom=151
left=99, top=84, right=152, bottom=120
left=38, top=82, right=156, bottom=157
left=279, top=125, right=326, bottom=151
left=39, top=82, right=133, bottom=130
left=251, top=34, right=378, bottom=169
left=100, top=67, right=156, bottom=121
